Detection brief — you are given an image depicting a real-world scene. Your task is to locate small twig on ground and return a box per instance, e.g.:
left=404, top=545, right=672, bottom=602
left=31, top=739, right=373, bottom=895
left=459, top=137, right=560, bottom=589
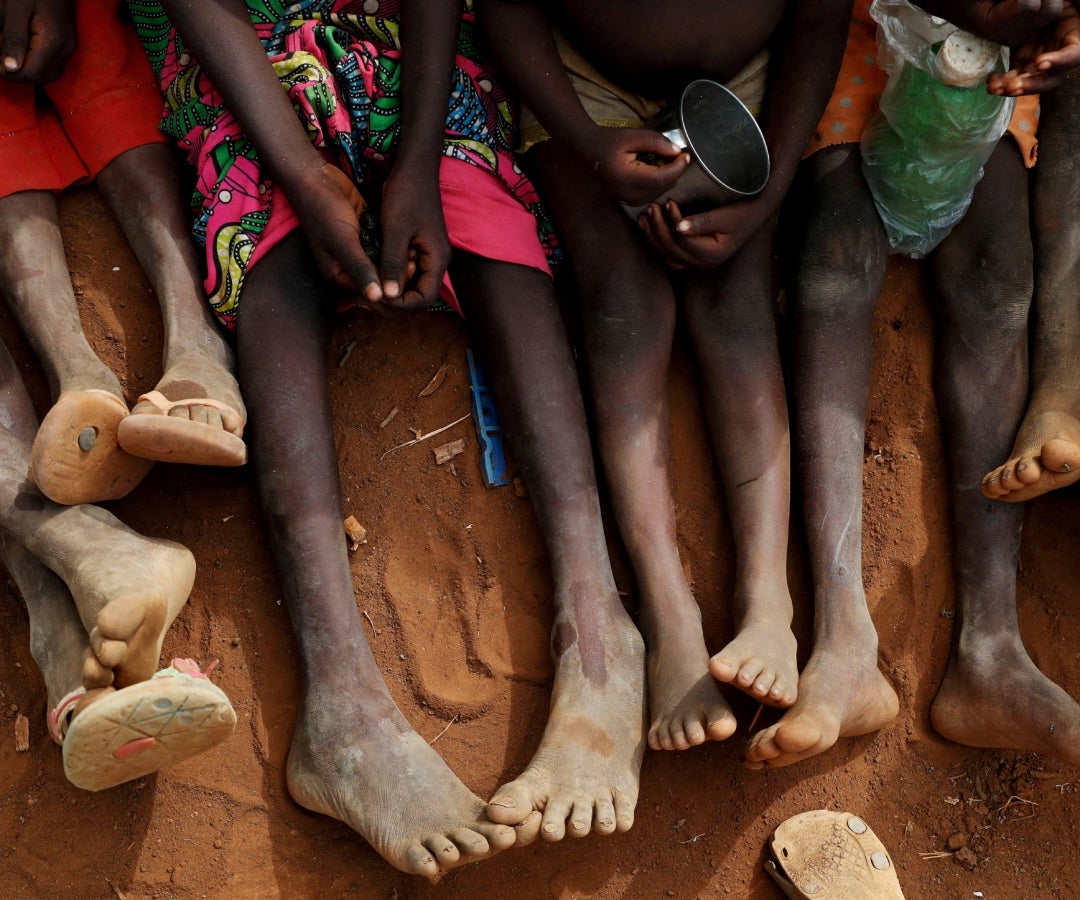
left=998, top=795, right=1038, bottom=818
left=418, top=363, right=455, bottom=397
left=381, top=412, right=471, bottom=460
left=379, top=407, right=399, bottom=429
left=747, top=704, right=765, bottom=733
left=430, top=715, right=459, bottom=745
left=677, top=833, right=706, bottom=845
left=362, top=610, right=378, bottom=637
left=918, top=851, right=954, bottom=860
left=337, top=340, right=357, bottom=368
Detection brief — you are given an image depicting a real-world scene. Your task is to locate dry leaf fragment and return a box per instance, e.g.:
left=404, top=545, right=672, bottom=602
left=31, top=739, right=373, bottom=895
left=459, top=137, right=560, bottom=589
left=418, top=363, right=453, bottom=397
left=343, top=516, right=367, bottom=550
left=434, top=438, right=466, bottom=465
left=15, top=713, right=29, bottom=752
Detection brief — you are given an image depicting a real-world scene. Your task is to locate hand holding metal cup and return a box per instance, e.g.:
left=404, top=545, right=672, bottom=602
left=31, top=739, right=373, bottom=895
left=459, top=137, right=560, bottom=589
left=623, top=79, right=771, bottom=219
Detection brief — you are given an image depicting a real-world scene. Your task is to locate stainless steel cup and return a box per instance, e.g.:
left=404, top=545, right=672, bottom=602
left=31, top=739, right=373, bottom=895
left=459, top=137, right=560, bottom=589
left=623, top=78, right=770, bottom=219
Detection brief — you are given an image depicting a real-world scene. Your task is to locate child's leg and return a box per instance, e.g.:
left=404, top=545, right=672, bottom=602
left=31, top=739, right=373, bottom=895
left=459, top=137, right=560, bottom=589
left=746, top=146, right=898, bottom=770
left=530, top=140, right=735, bottom=753
left=983, top=71, right=1080, bottom=500
left=681, top=224, right=798, bottom=707
left=96, top=144, right=246, bottom=463
left=450, top=252, right=645, bottom=841
left=929, top=142, right=1080, bottom=765
left=0, top=327, right=192, bottom=689
left=0, top=189, right=154, bottom=503
left=233, top=234, right=518, bottom=875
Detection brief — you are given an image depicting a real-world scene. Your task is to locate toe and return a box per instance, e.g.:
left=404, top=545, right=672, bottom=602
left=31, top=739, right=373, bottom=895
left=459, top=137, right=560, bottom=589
left=1015, top=455, right=1042, bottom=485
left=472, top=822, right=515, bottom=852
left=594, top=799, right=617, bottom=836
left=446, top=827, right=490, bottom=858
left=708, top=654, right=738, bottom=682
left=654, top=719, right=675, bottom=751
left=424, top=835, right=461, bottom=866
left=1043, top=438, right=1080, bottom=474
left=81, top=648, right=114, bottom=688
left=706, top=709, right=736, bottom=741
left=647, top=721, right=663, bottom=751
left=540, top=797, right=573, bottom=842
left=487, top=784, right=534, bottom=826
left=403, top=845, right=439, bottom=877
left=512, top=810, right=542, bottom=846
left=612, top=792, right=636, bottom=833
left=568, top=801, right=592, bottom=838
left=90, top=631, right=127, bottom=669
left=668, top=720, right=689, bottom=751
left=736, top=659, right=766, bottom=690
left=682, top=714, right=707, bottom=746
left=1000, top=463, right=1025, bottom=492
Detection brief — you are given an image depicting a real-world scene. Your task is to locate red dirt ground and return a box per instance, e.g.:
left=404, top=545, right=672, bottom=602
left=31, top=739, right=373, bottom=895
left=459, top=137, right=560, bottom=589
left=1, top=187, right=1078, bottom=898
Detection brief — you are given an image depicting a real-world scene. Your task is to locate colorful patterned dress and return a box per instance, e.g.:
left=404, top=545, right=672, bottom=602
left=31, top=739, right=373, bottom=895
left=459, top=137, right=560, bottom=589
left=129, top=0, right=559, bottom=326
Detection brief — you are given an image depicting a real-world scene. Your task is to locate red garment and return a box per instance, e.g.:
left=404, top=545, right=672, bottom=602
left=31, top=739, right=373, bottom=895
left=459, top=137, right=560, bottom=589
left=0, top=0, right=167, bottom=199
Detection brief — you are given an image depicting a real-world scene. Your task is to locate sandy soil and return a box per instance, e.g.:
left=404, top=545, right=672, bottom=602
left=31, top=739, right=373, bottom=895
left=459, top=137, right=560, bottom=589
left=1, top=186, right=1078, bottom=899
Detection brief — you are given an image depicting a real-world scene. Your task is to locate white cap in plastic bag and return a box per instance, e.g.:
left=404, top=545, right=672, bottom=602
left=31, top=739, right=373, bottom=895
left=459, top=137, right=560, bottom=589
left=935, top=31, right=1000, bottom=87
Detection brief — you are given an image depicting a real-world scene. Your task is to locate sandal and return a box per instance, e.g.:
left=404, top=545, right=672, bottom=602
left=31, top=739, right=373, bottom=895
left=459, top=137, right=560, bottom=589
left=117, top=390, right=246, bottom=467
left=51, top=658, right=237, bottom=791
left=764, top=809, right=906, bottom=899
left=31, top=390, right=154, bottom=505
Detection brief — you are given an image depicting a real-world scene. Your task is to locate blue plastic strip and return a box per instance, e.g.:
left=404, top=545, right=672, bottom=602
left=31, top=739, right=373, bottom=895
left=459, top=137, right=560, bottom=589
left=466, top=348, right=509, bottom=487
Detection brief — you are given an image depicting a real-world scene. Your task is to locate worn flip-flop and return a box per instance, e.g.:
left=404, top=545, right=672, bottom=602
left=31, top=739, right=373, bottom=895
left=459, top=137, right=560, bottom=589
left=765, top=810, right=906, bottom=899
left=51, top=659, right=236, bottom=792
left=31, top=390, right=154, bottom=505
left=117, top=390, right=246, bottom=466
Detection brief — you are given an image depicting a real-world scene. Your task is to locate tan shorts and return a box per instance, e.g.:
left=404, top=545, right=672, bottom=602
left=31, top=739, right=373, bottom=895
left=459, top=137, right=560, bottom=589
left=517, top=30, right=768, bottom=152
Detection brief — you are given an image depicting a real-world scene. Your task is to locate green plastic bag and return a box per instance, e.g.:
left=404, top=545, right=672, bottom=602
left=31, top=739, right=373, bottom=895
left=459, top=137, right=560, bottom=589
left=860, top=0, right=1016, bottom=257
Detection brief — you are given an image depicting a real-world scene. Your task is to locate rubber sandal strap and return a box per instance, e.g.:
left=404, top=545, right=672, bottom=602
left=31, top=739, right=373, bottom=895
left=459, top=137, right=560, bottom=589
left=48, top=686, right=87, bottom=745
left=136, top=391, right=244, bottom=436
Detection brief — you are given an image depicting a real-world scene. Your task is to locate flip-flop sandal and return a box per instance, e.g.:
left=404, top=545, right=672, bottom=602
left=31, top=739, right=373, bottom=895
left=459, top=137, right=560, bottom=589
left=31, top=390, right=154, bottom=505
left=50, top=658, right=237, bottom=792
left=117, top=390, right=247, bottom=467
left=764, top=810, right=906, bottom=899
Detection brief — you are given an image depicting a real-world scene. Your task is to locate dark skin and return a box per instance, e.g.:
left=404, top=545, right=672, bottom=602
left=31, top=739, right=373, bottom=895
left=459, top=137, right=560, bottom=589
left=480, top=0, right=850, bottom=751
left=0, top=0, right=74, bottom=82
left=163, top=0, right=649, bottom=871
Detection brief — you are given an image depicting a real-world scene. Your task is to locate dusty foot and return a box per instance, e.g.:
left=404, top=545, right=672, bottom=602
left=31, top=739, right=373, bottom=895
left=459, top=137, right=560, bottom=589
left=744, top=641, right=898, bottom=770
left=288, top=701, right=518, bottom=876
left=982, top=409, right=1080, bottom=502
left=931, top=645, right=1080, bottom=766
left=710, top=618, right=798, bottom=707
left=27, top=505, right=195, bottom=687
left=647, top=627, right=735, bottom=751
left=487, top=608, right=646, bottom=840
left=120, top=352, right=247, bottom=466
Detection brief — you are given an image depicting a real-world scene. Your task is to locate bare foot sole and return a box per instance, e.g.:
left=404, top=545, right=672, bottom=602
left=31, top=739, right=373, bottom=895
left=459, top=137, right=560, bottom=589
left=31, top=390, right=154, bottom=505
left=39, top=506, right=197, bottom=687
left=647, top=646, right=735, bottom=751
left=487, top=613, right=646, bottom=840
left=288, top=717, right=517, bottom=876
left=930, top=651, right=1080, bottom=766
left=710, top=620, right=798, bottom=707
left=982, top=411, right=1080, bottom=502
left=59, top=663, right=236, bottom=791
left=745, top=646, right=898, bottom=770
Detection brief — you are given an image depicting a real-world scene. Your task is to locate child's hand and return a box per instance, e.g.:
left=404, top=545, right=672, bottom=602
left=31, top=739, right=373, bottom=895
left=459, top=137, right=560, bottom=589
left=988, top=2, right=1080, bottom=95
left=378, top=169, right=451, bottom=312
left=1, top=0, right=75, bottom=84
left=578, top=126, right=691, bottom=207
left=289, top=162, right=384, bottom=307
left=638, top=197, right=774, bottom=271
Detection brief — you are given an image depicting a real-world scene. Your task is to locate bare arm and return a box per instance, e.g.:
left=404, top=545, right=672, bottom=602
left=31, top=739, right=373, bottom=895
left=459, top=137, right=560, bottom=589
left=477, top=0, right=689, bottom=205
left=161, top=0, right=383, bottom=301
left=651, top=0, right=852, bottom=268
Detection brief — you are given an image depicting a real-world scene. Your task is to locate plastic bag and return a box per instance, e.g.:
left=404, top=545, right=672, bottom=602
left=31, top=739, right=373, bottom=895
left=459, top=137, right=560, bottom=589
left=860, top=0, right=1016, bottom=258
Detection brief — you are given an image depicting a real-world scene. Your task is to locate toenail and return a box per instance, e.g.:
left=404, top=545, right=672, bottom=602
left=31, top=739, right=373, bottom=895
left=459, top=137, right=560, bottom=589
left=490, top=796, right=517, bottom=809
left=543, top=823, right=558, bottom=833
left=78, top=427, right=98, bottom=451
left=1065, top=463, right=1072, bottom=473
left=572, top=820, right=587, bottom=831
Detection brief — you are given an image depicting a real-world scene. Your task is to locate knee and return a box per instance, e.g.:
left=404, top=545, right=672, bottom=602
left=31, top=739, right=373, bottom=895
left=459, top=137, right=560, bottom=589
left=935, top=245, right=1032, bottom=338
left=791, top=234, right=884, bottom=324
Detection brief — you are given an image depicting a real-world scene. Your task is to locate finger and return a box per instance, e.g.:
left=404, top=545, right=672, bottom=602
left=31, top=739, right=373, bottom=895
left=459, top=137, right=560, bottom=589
left=632, top=128, right=686, bottom=160
left=2, top=0, right=31, bottom=73
left=622, top=153, right=691, bottom=205
left=639, top=203, right=696, bottom=269
left=377, top=228, right=410, bottom=301
left=1035, top=38, right=1080, bottom=71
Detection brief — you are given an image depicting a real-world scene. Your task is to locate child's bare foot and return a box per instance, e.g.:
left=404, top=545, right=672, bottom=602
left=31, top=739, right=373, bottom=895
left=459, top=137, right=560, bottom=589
left=744, top=640, right=898, bottom=769
left=288, top=696, right=517, bottom=876
left=982, top=408, right=1080, bottom=501
left=119, top=351, right=247, bottom=466
left=25, top=505, right=195, bottom=687
left=487, top=605, right=646, bottom=840
left=647, top=627, right=735, bottom=751
left=710, top=617, right=798, bottom=707
left=931, top=640, right=1080, bottom=766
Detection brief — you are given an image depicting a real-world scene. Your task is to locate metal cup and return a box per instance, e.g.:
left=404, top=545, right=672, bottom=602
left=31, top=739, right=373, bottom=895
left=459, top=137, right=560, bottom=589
left=623, top=78, right=770, bottom=219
